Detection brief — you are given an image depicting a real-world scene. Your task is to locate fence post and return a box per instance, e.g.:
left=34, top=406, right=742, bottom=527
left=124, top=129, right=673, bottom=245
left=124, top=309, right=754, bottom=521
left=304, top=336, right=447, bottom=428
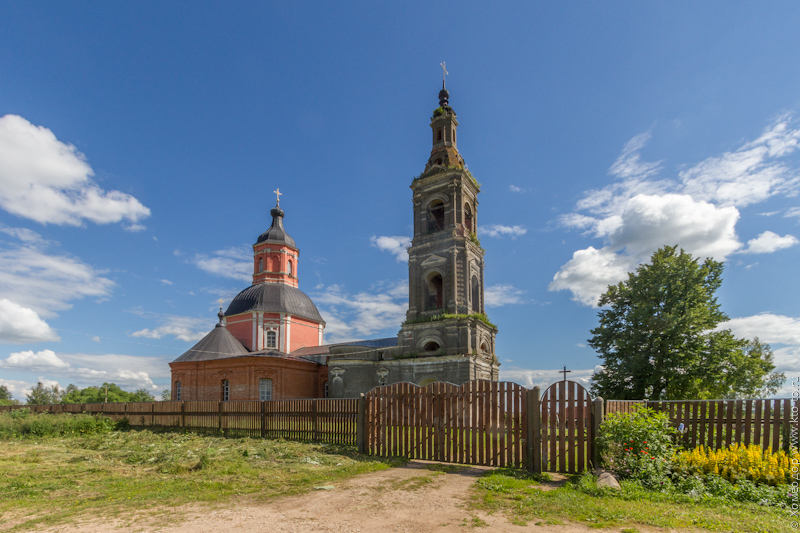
left=527, top=386, right=541, bottom=472
left=261, top=400, right=266, bottom=438
left=357, top=393, right=367, bottom=453
left=218, top=401, right=223, bottom=432
left=592, top=397, right=604, bottom=471
left=312, top=399, right=319, bottom=442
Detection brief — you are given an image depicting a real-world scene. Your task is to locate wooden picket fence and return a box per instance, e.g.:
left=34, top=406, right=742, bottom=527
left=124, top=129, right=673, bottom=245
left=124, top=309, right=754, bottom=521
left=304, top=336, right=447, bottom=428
left=605, top=398, right=797, bottom=451
left=0, top=399, right=359, bottom=445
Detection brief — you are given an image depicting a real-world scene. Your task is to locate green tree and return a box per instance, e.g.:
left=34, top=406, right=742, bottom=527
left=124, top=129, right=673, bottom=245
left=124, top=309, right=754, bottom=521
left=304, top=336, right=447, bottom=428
left=589, top=246, right=783, bottom=400
left=0, top=385, right=20, bottom=406
left=26, top=382, right=65, bottom=405
left=161, top=389, right=171, bottom=401
left=60, top=383, right=155, bottom=403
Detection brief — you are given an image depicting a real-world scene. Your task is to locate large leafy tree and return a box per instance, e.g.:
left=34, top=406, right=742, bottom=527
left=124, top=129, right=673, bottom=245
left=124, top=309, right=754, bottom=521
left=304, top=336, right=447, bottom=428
left=590, top=246, right=783, bottom=400
left=26, top=382, right=65, bottom=405
left=0, top=385, right=20, bottom=406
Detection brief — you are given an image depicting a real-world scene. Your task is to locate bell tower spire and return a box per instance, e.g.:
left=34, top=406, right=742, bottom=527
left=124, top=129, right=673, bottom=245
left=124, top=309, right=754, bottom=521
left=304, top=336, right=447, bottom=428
left=396, top=72, right=498, bottom=381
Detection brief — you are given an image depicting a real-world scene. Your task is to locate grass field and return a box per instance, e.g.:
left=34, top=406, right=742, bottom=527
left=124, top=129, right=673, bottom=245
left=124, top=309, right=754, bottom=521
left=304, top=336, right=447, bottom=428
left=0, top=426, right=400, bottom=531
left=474, top=468, right=790, bottom=533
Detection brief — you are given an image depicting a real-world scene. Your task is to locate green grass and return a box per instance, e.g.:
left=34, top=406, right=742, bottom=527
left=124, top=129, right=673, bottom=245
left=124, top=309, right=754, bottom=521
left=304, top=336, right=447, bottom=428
left=472, top=468, right=788, bottom=532
left=0, top=427, right=402, bottom=531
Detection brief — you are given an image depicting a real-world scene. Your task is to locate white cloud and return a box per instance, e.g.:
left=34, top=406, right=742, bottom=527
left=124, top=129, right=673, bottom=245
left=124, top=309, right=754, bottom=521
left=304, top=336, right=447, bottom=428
left=130, top=314, right=211, bottom=343
left=370, top=235, right=411, bottom=262
left=0, top=227, right=115, bottom=317
left=0, top=350, right=166, bottom=391
left=740, top=231, right=799, bottom=254
left=723, top=314, right=800, bottom=346
left=0, top=378, right=32, bottom=400
left=0, top=299, right=60, bottom=344
left=160, top=279, right=173, bottom=285
left=509, top=185, right=526, bottom=193
left=91, top=336, right=101, bottom=343
left=480, top=224, right=527, bottom=238
left=786, top=207, right=800, bottom=220
left=0, top=115, right=150, bottom=226
left=2, top=349, right=70, bottom=368
left=679, top=117, right=800, bottom=207
left=609, top=131, right=663, bottom=180
left=314, top=283, right=407, bottom=344
left=484, top=284, right=525, bottom=307
left=549, top=247, right=635, bottom=306
left=551, top=116, right=800, bottom=307
left=193, top=246, right=251, bottom=282
left=499, top=366, right=597, bottom=391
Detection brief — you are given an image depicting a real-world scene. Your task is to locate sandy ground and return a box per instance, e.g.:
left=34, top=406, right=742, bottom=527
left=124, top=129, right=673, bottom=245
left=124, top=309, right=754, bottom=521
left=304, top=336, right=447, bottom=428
left=28, top=461, right=672, bottom=533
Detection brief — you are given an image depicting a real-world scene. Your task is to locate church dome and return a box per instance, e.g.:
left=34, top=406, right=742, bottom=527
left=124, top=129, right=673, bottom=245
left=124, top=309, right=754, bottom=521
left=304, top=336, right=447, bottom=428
left=225, top=283, right=325, bottom=324
left=256, top=205, right=296, bottom=248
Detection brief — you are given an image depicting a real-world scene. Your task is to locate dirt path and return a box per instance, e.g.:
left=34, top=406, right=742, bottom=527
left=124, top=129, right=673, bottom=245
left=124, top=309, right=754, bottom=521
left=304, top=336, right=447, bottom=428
left=37, top=461, right=662, bottom=533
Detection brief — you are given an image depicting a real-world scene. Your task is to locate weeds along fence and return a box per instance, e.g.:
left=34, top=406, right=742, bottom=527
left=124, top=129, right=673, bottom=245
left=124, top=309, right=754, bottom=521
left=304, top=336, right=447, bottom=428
left=605, top=398, right=797, bottom=452
left=0, top=399, right=359, bottom=445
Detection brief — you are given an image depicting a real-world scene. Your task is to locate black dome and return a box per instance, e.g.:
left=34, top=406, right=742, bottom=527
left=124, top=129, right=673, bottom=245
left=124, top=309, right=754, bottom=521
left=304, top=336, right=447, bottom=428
left=225, top=283, right=325, bottom=325
left=256, top=205, right=296, bottom=247
left=171, top=324, right=249, bottom=362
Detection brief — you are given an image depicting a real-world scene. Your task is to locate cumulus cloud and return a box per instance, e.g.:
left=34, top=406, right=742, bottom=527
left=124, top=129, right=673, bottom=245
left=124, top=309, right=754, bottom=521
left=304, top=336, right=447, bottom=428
left=740, top=231, right=799, bottom=254
left=0, top=115, right=150, bottom=226
left=723, top=314, right=800, bottom=346
left=551, top=115, right=800, bottom=307
left=0, top=227, right=114, bottom=317
left=193, top=246, right=251, bottom=282
left=0, top=350, right=165, bottom=391
left=130, top=314, right=212, bottom=343
left=370, top=235, right=411, bottom=262
left=480, top=224, right=527, bottom=238
left=1, top=349, right=70, bottom=368
left=314, top=282, right=407, bottom=344
left=484, top=284, right=525, bottom=307
left=0, top=299, right=60, bottom=344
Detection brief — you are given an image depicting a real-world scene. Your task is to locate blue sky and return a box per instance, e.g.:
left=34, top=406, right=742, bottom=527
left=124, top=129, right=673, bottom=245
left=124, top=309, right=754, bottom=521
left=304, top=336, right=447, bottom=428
left=1, top=2, right=799, bottom=399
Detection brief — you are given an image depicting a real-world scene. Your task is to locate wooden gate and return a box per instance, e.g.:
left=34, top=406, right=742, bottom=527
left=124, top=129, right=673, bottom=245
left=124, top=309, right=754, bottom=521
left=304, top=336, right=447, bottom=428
left=540, top=380, right=593, bottom=474
left=365, top=380, right=528, bottom=468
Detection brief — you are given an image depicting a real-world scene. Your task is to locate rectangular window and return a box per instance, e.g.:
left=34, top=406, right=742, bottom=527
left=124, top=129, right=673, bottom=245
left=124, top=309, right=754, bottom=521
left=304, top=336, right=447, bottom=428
left=266, top=330, right=277, bottom=349
left=259, top=378, right=272, bottom=401
left=175, top=381, right=181, bottom=401
left=222, top=379, right=229, bottom=401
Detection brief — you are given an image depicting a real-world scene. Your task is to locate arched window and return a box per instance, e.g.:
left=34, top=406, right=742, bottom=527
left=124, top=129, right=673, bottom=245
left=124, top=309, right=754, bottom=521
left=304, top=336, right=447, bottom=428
left=174, top=381, right=181, bottom=401
left=221, top=380, right=229, bottom=401
left=288, top=260, right=293, bottom=276
left=471, top=275, right=480, bottom=313
left=423, top=341, right=440, bottom=352
left=464, top=203, right=473, bottom=233
left=437, top=129, right=442, bottom=141
left=266, top=330, right=277, bottom=349
left=258, top=257, right=263, bottom=273
left=259, top=378, right=273, bottom=401
left=426, top=273, right=443, bottom=310
left=427, top=200, right=445, bottom=233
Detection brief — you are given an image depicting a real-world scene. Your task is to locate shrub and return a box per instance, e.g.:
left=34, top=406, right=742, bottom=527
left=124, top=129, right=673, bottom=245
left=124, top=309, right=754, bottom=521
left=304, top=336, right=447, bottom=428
left=0, top=411, right=120, bottom=438
left=672, top=443, right=798, bottom=486
left=596, top=407, right=676, bottom=489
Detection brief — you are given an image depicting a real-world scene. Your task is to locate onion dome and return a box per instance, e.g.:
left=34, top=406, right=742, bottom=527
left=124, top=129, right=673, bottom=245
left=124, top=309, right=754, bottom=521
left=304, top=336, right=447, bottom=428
left=225, top=283, right=325, bottom=325
left=256, top=204, right=296, bottom=248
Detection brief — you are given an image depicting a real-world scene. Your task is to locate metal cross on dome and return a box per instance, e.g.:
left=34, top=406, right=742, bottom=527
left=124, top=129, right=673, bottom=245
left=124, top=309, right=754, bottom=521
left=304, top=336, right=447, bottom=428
left=274, top=188, right=282, bottom=205
left=440, top=62, right=448, bottom=88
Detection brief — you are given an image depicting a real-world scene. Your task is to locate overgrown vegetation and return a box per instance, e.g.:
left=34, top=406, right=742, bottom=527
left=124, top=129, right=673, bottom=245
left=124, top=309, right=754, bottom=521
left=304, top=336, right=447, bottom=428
left=0, top=412, right=400, bottom=531
left=402, top=311, right=496, bottom=330
left=0, top=410, right=123, bottom=438
left=592, top=406, right=795, bottom=509
left=474, top=468, right=787, bottom=532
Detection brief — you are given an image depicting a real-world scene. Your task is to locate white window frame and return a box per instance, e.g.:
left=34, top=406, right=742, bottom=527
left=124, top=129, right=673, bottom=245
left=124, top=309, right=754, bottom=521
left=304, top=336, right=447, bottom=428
left=259, top=378, right=273, bottom=401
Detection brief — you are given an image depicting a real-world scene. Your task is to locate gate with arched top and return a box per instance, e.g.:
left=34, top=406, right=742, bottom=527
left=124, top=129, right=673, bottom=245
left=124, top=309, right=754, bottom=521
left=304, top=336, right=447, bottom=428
left=539, top=380, right=594, bottom=474
left=362, top=379, right=600, bottom=473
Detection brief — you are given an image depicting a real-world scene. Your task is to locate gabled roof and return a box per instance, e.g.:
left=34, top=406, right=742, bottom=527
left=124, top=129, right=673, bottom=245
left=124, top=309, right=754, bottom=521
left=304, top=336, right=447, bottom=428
left=171, top=324, right=249, bottom=363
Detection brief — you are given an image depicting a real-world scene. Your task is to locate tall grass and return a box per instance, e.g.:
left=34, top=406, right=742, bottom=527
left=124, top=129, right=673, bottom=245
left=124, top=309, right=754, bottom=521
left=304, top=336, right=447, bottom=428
left=0, top=409, right=123, bottom=438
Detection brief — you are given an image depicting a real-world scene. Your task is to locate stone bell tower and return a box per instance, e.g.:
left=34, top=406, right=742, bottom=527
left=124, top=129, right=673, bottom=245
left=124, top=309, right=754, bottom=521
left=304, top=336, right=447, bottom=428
left=396, top=75, right=499, bottom=381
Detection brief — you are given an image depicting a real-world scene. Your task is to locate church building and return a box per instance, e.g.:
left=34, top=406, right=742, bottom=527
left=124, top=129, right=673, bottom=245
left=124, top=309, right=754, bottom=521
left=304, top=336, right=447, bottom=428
left=170, top=79, right=499, bottom=400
